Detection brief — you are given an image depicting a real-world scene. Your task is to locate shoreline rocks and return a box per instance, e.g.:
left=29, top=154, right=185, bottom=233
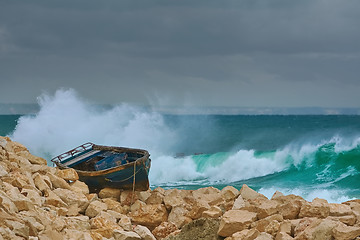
left=1, top=136, right=360, bottom=240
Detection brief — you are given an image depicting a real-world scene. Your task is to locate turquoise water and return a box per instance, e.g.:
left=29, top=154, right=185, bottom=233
left=1, top=92, right=360, bottom=202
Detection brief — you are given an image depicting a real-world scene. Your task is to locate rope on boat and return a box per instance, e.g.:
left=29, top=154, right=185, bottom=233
left=131, top=162, right=136, bottom=205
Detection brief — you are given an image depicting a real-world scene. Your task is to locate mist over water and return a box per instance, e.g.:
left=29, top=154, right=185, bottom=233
left=9, top=89, right=360, bottom=202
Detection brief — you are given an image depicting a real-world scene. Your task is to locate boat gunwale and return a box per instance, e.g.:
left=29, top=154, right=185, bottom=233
left=53, top=144, right=150, bottom=177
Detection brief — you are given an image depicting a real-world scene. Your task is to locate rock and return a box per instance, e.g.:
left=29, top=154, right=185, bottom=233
left=271, top=191, right=285, bottom=200
left=85, top=200, right=107, bottom=218
left=251, top=214, right=283, bottom=233
left=113, top=230, right=141, bottom=240
left=99, top=188, right=121, bottom=200
left=185, top=196, right=211, bottom=219
left=193, top=187, right=223, bottom=206
left=53, top=188, right=89, bottom=213
left=274, top=195, right=305, bottom=219
left=56, top=168, right=79, bottom=181
left=0, top=164, right=8, bottom=177
left=164, top=218, right=222, bottom=240
left=118, top=215, right=132, bottom=231
left=164, top=189, right=187, bottom=210
left=17, top=150, right=47, bottom=165
left=152, top=222, right=178, bottom=240
left=90, top=214, right=122, bottom=238
left=202, top=206, right=223, bottom=219
left=232, top=195, right=246, bottom=210
left=146, top=191, right=164, bottom=205
left=130, top=200, right=146, bottom=212
left=4, top=219, right=29, bottom=239
left=21, top=188, right=43, bottom=206
left=257, top=199, right=280, bottom=219
left=168, top=205, right=193, bottom=228
left=332, top=222, right=360, bottom=240
left=138, top=190, right=151, bottom=202
left=63, top=216, right=91, bottom=230
left=299, top=198, right=330, bottom=219
left=218, top=210, right=258, bottom=237
left=46, top=172, right=71, bottom=190
left=103, top=198, right=126, bottom=214
left=0, top=190, right=19, bottom=214
left=254, top=232, right=273, bottom=240
left=70, top=180, right=90, bottom=195
left=275, top=232, right=293, bottom=240
left=221, top=186, right=240, bottom=202
left=120, top=190, right=139, bottom=206
left=329, top=203, right=353, bottom=216
left=44, top=190, right=68, bottom=208
left=265, top=220, right=280, bottom=236
left=232, top=228, right=260, bottom=240
left=62, top=229, right=92, bottom=240
left=295, top=218, right=337, bottom=240
left=33, top=173, right=51, bottom=194
left=134, top=225, right=156, bottom=240
left=130, top=204, right=168, bottom=230
left=2, top=182, right=34, bottom=211
left=240, top=184, right=267, bottom=201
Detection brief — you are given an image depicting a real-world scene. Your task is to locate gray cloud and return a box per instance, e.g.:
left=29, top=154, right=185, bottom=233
left=1, top=0, right=360, bottom=108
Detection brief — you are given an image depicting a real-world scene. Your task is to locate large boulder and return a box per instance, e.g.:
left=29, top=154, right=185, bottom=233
left=129, top=204, right=168, bottom=230
left=218, top=210, right=257, bottom=237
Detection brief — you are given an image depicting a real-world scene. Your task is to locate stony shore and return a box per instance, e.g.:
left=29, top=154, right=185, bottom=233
left=1, top=136, right=360, bottom=240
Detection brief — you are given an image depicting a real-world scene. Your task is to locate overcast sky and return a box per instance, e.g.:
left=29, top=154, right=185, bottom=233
left=1, top=0, right=360, bottom=108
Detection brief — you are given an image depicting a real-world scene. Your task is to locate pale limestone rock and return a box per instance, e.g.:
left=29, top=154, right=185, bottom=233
left=46, top=172, right=72, bottom=190
left=153, top=186, right=166, bottom=195
left=329, top=203, right=353, bottom=216
left=295, top=218, right=337, bottom=240
left=221, top=186, right=240, bottom=202
left=202, top=205, right=223, bottom=219
left=120, top=190, right=139, bottom=206
left=232, top=195, right=246, bottom=210
left=19, top=215, right=45, bottom=236
left=152, top=221, right=178, bottom=240
left=63, top=215, right=91, bottom=230
left=56, top=168, right=79, bottom=181
left=138, top=190, right=151, bottom=202
left=299, top=198, right=330, bottom=219
left=168, top=205, right=192, bottom=228
left=274, top=195, right=305, bottom=219
left=240, top=184, right=267, bottom=201
left=4, top=220, right=29, bottom=239
left=271, top=191, right=285, bottom=200
left=163, top=188, right=188, bottom=210
left=103, top=198, right=126, bottom=214
left=332, top=222, right=360, bottom=240
left=107, top=210, right=127, bottom=222
left=70, top=180, right=90, bottom=195
left=0, top=189, right=19, bottom=214
left=218, top=210, right=258, bottom=237
left=251, top=214, right=283, bottom=233
left=129, top=204, right=168, bottom=230
left=146, top=191, right=164, bottom=205
left=133, top=225, right=156, bottom=240
left=62, top=229, right=92, bottom=240
left=265, top=220, right=280, bottom=236
left=99, top=187, right=121, bottom=200
left=279, top=220, right=292, bottom=235
left=90, top=214, right=122, bottom=238
left=257, top=199, right=280, bottom=219
left=185, top=195, right=211, bottom=219
left=45, top=190, right=68, bottom=208
left=293, top=217, right=319, bottom=237
left=17, top=150, right=47, bottom=165
left=86, top=193, right=98, bottom=202
left=254, top=232, right=273, bottom=240
left=118, top=215, right=132, bottom=231
left=53, top=188, right=89, bottom=212
left=193, top=190, right=223, bottom=206
left=113, top=230, right=141, bottom=240
left=130, top=200, right=146, bottom=212
left=327, top=215, right=357, bottom=226
left=275, top=232, right=293, bottom=240
left=232, top=228, right=260, bottom=240
left=21, top=188, right=44, bottom=206
left=33, top=173, right=52, bottom=193
left=2, top=182, right=34, bottom=211
left=85, top=200, right=107, bottom=218
left=0, top=164, right=8, bottom=177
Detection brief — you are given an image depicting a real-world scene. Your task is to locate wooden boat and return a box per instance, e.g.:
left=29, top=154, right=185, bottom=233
left=51, top=143, right=151, bottom=191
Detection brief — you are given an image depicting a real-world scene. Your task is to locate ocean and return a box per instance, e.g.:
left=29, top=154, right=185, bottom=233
left=1, top=91, right=360, bottom=203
